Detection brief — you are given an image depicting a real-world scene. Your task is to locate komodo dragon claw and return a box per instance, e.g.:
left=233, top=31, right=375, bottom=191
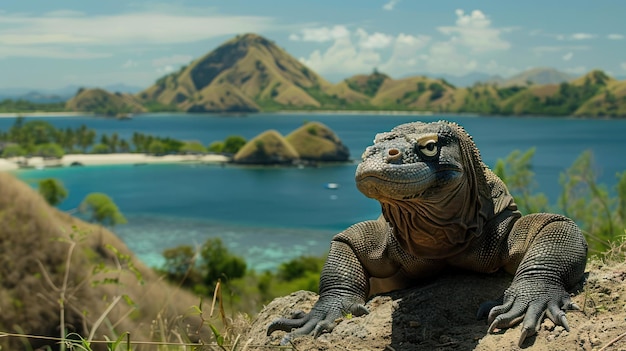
left=485, top=278, right=575, bottom=347
left=267, top=296, right=369, bottom=345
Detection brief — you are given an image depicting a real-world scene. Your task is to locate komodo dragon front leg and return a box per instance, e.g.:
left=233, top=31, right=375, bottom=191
left=479, top=213, right=587, bottom=345
left=267, top=216, right=445, bottom=345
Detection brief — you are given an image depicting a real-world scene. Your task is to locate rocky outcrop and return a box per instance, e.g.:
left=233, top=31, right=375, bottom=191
left=242, top=260, right=626, bottom=351
left=233, top=130, right=299, bottom=164
left=232, top=122, right=350, bottom=165
left=66, top=88, right=147, bottom=116
left=285, top=122, right=349, bottom=162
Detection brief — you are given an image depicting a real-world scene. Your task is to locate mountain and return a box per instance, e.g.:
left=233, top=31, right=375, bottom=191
left=139, top=33, right=357, bottom=113
left=0, top=84, right=143, bottom=103
left=66, top=87, right=147, bottom=116
left=485, top=67, right=576, bottom=87
left=403, top=72, right=499, bottom=87
left=61, top=33, right=625, bottom=117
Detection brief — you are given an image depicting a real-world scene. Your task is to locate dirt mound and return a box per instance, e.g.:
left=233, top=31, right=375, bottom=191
left=243, top=260, right=626, bottom=350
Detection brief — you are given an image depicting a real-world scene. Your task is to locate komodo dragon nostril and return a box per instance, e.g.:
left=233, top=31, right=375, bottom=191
left=387, top=148, right=402, bottom=161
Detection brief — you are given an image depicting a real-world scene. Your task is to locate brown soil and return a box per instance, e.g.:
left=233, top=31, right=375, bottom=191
left=243, top=260, right=626, bottom=351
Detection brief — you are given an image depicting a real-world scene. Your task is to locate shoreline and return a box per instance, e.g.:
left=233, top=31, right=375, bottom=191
left=0, top=112, right=92, bottom=118
left=0, top=153, right=230, bottom=172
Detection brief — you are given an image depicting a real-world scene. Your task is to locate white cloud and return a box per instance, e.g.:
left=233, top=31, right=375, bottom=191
left=152, top=54, right=193, bottom=68
left=290, top=25, right=350, bottom=42
left=570, top=33, right=595, bottom=40
left=355, top=29, right=393, bottom=49
left=608, top=33, right=624, bottom=40
left=299, top=32, right=382, bottom=75
left=422, top=41, right=478, bottom=75
left=0, top=9, right=275, bottom=58
left=156, top=65, right=175, bottom=74
left=562, top=52, right=573, bottom=61
left=0, top=46, right=111, bottom=59
left=383, top=0, right=399, bottom=11
left=484, top=60, right=519, bottom=77
left=437, top=9, right=510, bottom=52
left=532, top=45, right=590, bottom=55
left=621, top=62, right=626, bottom=72
left=293, top=9, right=516, bottom=79
left=122, top=59, right=139, bottom=68
left=294, top=25, right=431, bottom=78
left=564, top=66, right=587, bottom=75
left=151, top=54, right=193, bottom=74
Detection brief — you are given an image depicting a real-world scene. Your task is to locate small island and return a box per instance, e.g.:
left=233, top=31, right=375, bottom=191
left=0, top=117, right=349, bottom=171
left=233, top=122, right=350, bottom=165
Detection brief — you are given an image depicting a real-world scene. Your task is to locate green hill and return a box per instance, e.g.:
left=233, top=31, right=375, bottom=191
left=63, top=33, right=626, bottom=117
left=137, top=33, right=351, bottom=113
left=65, top=87, right=146, bottom=116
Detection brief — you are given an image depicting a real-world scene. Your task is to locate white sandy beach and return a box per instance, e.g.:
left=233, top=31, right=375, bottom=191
left=0, top=112, right=91, bottom=118
left=0, top=153, right=230, bottom=171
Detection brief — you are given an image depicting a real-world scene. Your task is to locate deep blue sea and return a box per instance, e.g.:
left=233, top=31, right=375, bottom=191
left=5, top=113, right=626, bottom=271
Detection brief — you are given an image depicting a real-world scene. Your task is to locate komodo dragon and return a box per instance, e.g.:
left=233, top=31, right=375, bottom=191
left=267, top=120, right=588, bottom=347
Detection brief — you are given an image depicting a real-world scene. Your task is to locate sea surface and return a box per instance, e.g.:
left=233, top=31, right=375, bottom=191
left=6, top=113, right=626, bottom=271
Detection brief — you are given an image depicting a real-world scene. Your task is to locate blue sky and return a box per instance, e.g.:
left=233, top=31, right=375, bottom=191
left=1, top=0, right=625, bottom=90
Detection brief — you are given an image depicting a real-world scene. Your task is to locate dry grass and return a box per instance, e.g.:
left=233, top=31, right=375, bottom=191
left=0, top=172, right=212, bottom=350
left=233, top=130, right=299, bottom=164
left=66, top=88, right=147, bottom=114
left=284, top=122, right=349, bottom=161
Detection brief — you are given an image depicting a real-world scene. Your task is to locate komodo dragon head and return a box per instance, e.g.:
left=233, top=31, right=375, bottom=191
left=355, top=120, right=490, bottom=258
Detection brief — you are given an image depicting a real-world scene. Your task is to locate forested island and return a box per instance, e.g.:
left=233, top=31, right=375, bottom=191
left=2, top=33, right=625, bottom=118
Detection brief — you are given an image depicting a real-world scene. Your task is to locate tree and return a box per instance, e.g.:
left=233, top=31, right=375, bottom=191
left=38, top=178, right=68, bottom=206
left=558, top=151, right=622, bottom=254
left=148, top=140, right=165, bottom=155
left=493, top=148, right=549, bottom=214
left=207, top=141, right=224, bottom=153
left=159, top=238, right=247, bottom=293
left=198, top=238, right=246, bottom=289
left=180, top=140, right=207, bottom=154
left=222, top=135, right=247, bottom=154
left=1, top=144, right=26, bottom=158
left=79, top=193, right=127, bottom=227
left=34, top=143, right=65, bottom=158
left=161, top=245, right=201, bottom=285
left=91, top=143, right=110, bottom=154
left=76, top=125, right=96, bottom=152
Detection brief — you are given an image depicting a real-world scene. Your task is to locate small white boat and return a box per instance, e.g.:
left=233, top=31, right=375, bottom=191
left=325, top=182, right=340, bottom=190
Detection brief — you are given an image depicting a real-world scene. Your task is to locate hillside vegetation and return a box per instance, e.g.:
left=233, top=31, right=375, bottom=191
left=0, top=172, right=208, bottom=350
left=65, top=87, right=147, bottom=116
left=233, top=121, right=350, bottom=164
left=58, top=33, right=626, bottom=117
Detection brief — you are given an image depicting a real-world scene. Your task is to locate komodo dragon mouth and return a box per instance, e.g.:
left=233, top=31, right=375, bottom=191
left=356, top=165, right=463, bottom=201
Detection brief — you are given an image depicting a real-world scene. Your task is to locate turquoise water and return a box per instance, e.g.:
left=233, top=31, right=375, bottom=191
left=8, top=113, right=626, bottom=270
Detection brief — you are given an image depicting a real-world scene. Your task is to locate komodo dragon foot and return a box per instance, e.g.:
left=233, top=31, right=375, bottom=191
left=267, top=295, right=369, bottom=345
left=478, top=277, right=580, bottom=347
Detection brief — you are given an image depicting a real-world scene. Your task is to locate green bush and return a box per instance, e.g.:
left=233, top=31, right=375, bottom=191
left=38, top=178, right=68, bottom=206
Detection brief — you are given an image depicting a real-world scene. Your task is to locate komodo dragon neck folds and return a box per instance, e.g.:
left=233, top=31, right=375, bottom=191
left=268, top=120, right=588, bottom=347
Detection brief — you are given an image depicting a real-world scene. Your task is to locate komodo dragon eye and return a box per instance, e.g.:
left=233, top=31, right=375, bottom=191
left=420, top=140, right=438, bottom=157
left=416, top=134, right=439, bottom=158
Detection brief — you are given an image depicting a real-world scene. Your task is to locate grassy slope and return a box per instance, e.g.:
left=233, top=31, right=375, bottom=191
left=233, top=129, right=299, bottom=164
left=285, top=122, right=349, bottom=161
left=59, top=34, right=626, bottom=117
left=0, top=172, right=204, bottom=350
left=66, top=88, right=147, bottom=115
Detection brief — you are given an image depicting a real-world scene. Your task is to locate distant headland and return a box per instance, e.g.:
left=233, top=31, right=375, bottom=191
left=2, top=33, right=625, bottom=118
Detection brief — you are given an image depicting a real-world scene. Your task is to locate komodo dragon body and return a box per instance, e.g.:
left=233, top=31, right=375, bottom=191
left=268, top=120, right=588, bottom=346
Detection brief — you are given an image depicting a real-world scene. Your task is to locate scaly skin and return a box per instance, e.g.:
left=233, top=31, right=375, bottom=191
left=267, top=121, right=588, bottom=347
